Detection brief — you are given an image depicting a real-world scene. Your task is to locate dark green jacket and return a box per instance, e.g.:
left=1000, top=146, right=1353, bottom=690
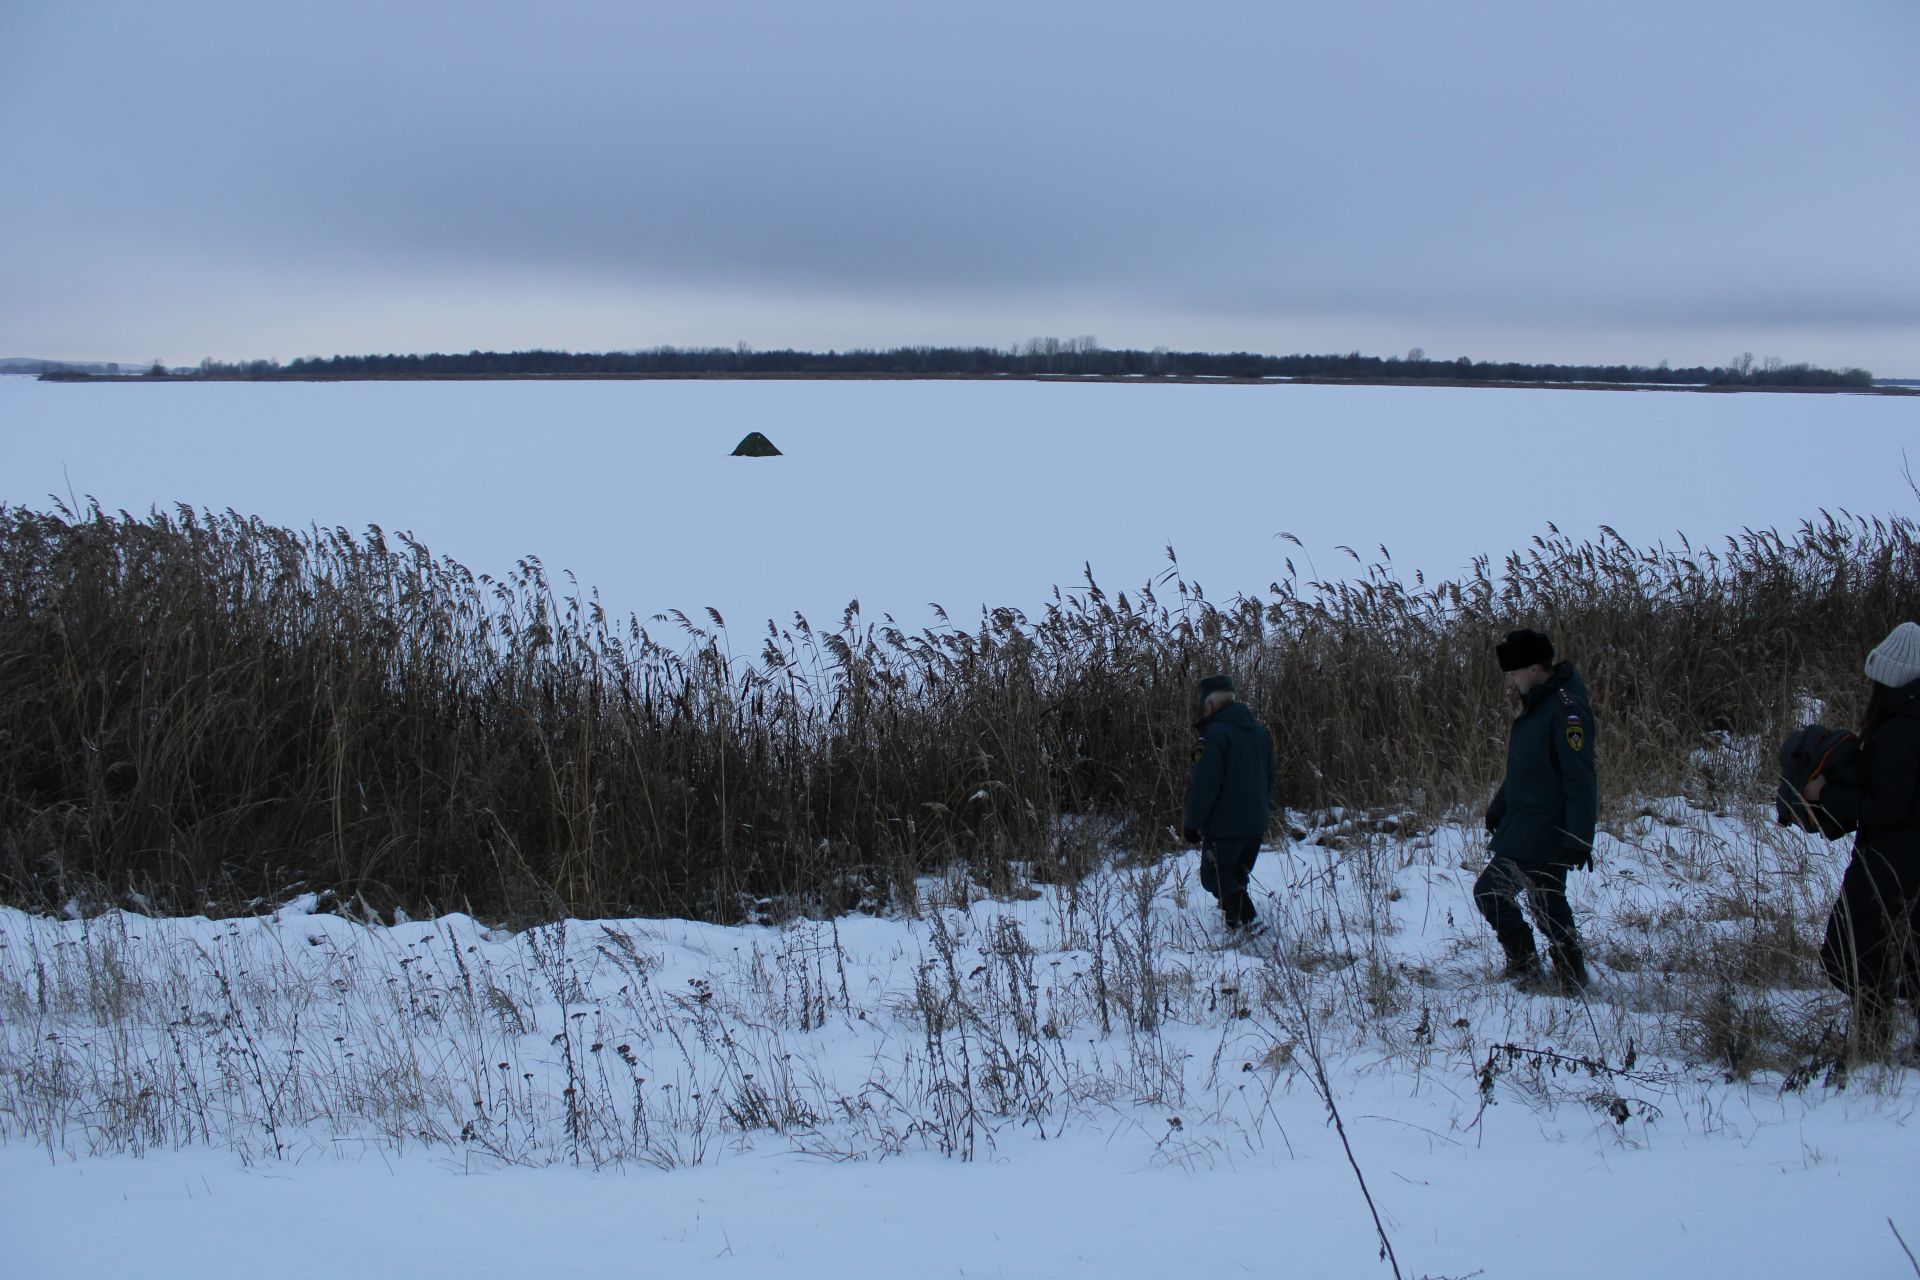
left=1184, top=701, right=1275, bottom=839
left=1485, top=663, right=1598, bottom=867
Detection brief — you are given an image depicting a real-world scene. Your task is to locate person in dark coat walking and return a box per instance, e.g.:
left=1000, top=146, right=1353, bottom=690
left=1807, top=621, right=1920, bottom=1059
left=1476, top=629, right=1597, bottom=995
left=1183, top=674, right=1276, bottom=934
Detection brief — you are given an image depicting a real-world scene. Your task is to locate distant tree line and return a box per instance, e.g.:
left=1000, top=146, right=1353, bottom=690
left=54, top=340, right=1875, bottom=387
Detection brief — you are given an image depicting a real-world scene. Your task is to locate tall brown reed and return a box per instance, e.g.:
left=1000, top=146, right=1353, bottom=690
left=1, top=501, right=1913, bottom=923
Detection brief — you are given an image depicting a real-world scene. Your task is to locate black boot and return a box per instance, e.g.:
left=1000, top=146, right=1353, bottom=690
left=1548, top=943, right=1591, bottom=995
left=1496, top=936, right=1541, bottom=985
left=1221, top=886, right=1257, bottom=930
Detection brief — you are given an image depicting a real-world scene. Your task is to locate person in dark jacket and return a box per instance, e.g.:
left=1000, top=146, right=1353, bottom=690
left=1476, top=629, right=1598, bottom=995
left=1183, top=674, right=1276, bottom=934
left=1807, top=621, right=1920, bottom=1060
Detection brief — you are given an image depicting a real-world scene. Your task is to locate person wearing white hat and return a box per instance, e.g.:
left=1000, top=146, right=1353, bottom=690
left=1807, top=620, right=1920, bottom=1062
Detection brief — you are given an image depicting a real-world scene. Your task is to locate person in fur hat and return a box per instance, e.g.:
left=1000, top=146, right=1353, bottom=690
left=1478, top=629, right=1597, bottom=995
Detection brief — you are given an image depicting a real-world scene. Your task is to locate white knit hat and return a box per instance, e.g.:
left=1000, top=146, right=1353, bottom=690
left=1865, top=621, right=1920, bottom=687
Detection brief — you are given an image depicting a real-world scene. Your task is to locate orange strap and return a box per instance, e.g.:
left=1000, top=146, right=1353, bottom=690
left=1810, top=735, right=1852, bottom=781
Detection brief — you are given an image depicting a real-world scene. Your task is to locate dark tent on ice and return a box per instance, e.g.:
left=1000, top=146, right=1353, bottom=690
left=731, top=432, right=782, bottom=457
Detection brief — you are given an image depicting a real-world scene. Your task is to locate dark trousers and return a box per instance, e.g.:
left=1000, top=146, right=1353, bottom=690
left=1821, top=844, right=1920, bottom=1020
left=1200, top=835, right=1262, bottom=926
left=1474, top=856, right=1580, bottom=960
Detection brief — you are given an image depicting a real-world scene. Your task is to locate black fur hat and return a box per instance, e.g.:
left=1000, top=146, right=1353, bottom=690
left=1495, top=629, right=1554, bottom=672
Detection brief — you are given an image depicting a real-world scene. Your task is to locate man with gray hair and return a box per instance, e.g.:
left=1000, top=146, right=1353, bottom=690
left=1183, top=674, right=1276, bottom=935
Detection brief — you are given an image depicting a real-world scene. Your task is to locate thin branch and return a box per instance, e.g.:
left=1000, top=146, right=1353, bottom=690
left=1893, top=1219, right=1920, bottom=1278
left=1272, top=940, right=1404, bottom=1280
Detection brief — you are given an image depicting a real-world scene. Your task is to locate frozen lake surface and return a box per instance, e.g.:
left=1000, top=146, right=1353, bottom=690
left=5, top=375, right=1915, bottom=633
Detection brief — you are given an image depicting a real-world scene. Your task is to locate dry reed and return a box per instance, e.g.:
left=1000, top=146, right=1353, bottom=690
left=1, top=500, right=1913, bottom=922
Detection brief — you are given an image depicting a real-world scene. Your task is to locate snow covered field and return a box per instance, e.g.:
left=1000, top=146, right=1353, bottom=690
left=5, top=375, right=1915, bottom=633
left=4, top=805, right=1916, bottom=1279
left=4, top=377, right=1919, bottom=1279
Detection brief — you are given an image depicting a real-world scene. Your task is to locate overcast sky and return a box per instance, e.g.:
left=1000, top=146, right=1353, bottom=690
left=4, top=1, right=1917, bottom=373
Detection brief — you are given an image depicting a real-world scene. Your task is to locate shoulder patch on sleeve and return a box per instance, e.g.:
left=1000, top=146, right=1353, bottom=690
left=1565, top=721, right=1585, bottom=752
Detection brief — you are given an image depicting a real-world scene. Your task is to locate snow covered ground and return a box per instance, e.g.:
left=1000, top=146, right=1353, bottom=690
left=5, top=375, right=1915, bottom=634
left=4, top=801, right=1917, bottom=1279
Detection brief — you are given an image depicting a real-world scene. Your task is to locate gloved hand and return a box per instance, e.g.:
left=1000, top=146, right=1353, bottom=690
left=1182, top=827, right=1201, bottom=845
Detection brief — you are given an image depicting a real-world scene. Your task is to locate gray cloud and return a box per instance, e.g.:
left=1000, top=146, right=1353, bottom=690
left=5, top=0, right=1918, bottom=368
